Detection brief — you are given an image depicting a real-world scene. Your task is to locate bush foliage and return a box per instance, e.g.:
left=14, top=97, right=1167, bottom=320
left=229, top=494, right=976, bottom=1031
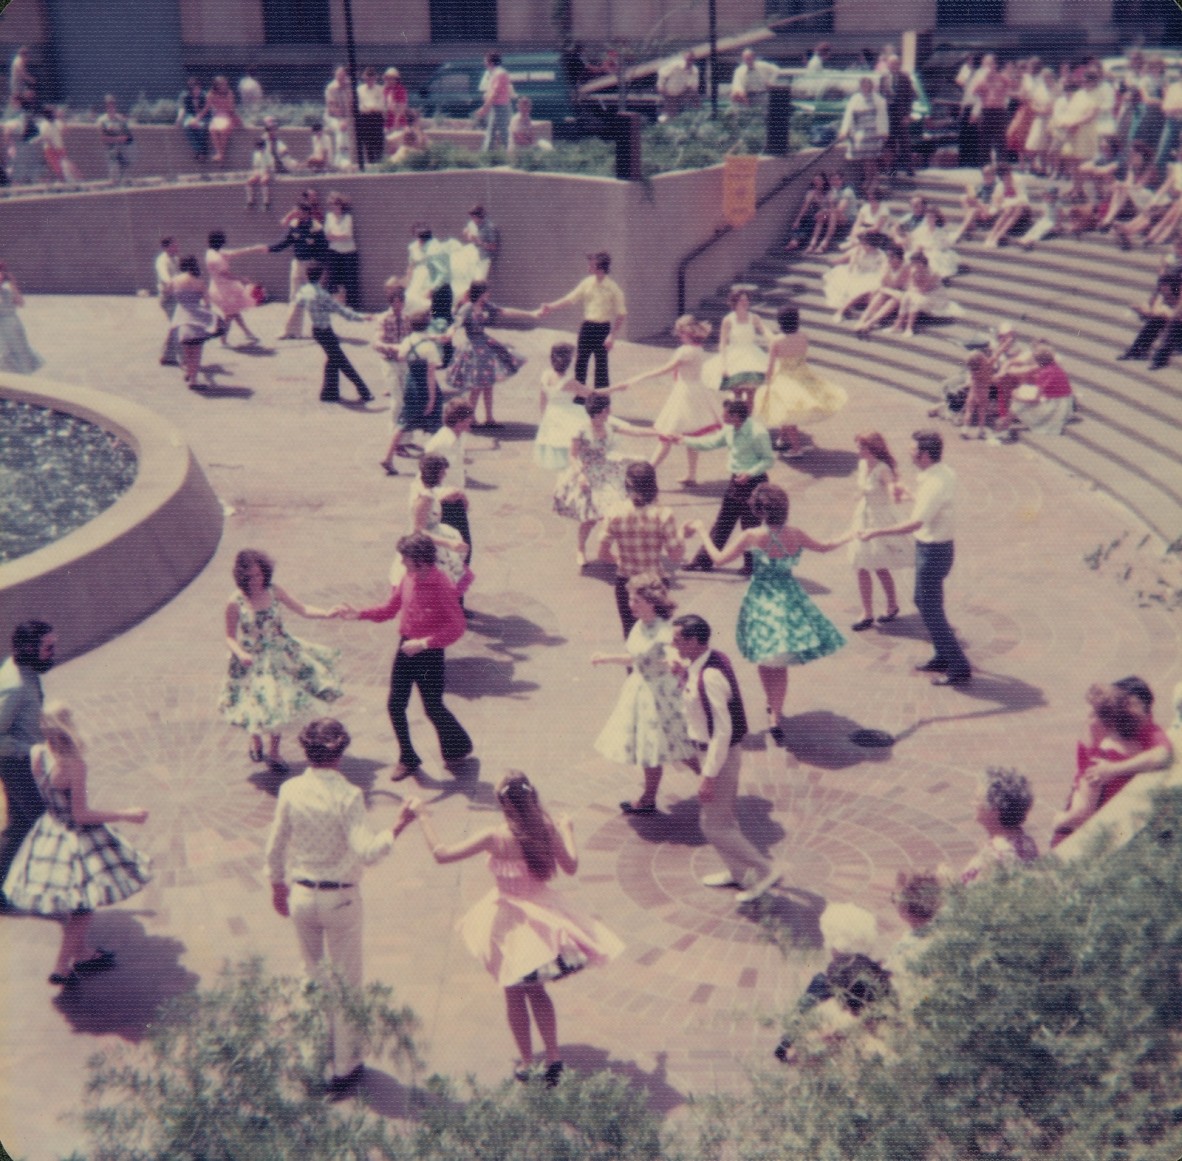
left=70, top=792, right=1182, bottom=1160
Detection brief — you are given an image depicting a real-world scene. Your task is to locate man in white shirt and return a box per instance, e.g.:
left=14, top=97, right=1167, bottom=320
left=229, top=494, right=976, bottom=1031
left=657, top=51, right=700, bottom=121
left=730, top=48, right=773, bottom=111
left=265, top=718, right=417, bottom=1098
left=859, top=430, right=971, bottom=686
left=238, top=68, right=263, bottom=119
left=672, top=615, right=782, bottom=905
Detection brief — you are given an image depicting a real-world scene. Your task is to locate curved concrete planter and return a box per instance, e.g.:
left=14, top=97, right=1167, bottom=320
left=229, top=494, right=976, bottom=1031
left=0, top=377, right=223, bottom=662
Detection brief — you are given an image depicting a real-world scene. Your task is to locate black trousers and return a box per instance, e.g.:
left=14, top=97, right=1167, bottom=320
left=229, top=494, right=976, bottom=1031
left=314, top=327, right=369, bottom=401
left=440, top=497, right=471, bottom=553
left=357, top=110, right=385, bottom=165
left=387, top=645, right=471, bottom=770
left=0, top=753, right=45, bottom=899
left=1124, top=316, right=1182, bottom=366
left=614, top=575, right=635, bottom=639
left=575, top=320, right=612, bottom=388
left=326, top=251, right=361, bottom=310
left=689, top=473, right=767, bottom=571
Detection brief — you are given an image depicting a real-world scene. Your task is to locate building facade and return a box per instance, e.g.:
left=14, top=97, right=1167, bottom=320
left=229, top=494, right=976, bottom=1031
left=0, top=0, right=1175, bottom=106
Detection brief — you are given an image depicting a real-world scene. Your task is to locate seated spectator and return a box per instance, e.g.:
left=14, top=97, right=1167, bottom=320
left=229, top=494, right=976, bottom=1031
left=177, top=75, right=209, bottom=162
left=206, top=74, right=240, bottom=164
left=1117, top=236, right=1182, bottom=368
left=387, top=107, right=428, bottom=165
left=958, top=350, right=996, bottom=438
left=305, top=119, right=333, bottom=173
left=509, top=95, right=547, bottom=155
left=1011, top=186, right=1068, bottom=249
left=1115, top=149, right=1182, bottom=247
left=987, top=321, right=1036, bottom=424
left=810, top=170, right=858, bottom=255
left=950, top=162, right=999, bottom=244
left=982, top=166, right=1031, bottom=248
left=823, top=233, right=887, bottom=321
left=1095, top=142, right=1158, bottom=232
left=785, top=172, right=829, bottom=252
left=905, top=206, right=958, bottom=278
left=893, top=252, right=962, bottom=338
left=1052, top=679, right=1173, bottom=847
left=845, top=186, right=891, bottom=248
left=853, top=243, right=907, bottom=332
left=1009, top=344, right=1074, bottom=436
left=961, top=767, right=1039, bottom=884
left=773, top=903, right=891, bottom=1064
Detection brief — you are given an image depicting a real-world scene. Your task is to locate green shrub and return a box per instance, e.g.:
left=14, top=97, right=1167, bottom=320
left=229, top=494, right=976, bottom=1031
left=75, top=958, right=418, bottom=1160
left=681, top=788, right=1182, bottom=1161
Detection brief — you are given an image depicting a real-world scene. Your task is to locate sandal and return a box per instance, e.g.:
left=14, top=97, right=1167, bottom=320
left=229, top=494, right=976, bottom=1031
left=850, top=617, right=874, bottom=632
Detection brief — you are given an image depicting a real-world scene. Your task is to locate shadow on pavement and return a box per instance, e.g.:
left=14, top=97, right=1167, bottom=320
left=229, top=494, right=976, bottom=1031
left=743, top=884, right=827, bottom=947
left=782, top=709, right=895, bottom=769
left=889, top=670, right=1047, bottom=742
left=463, top=610, right=566, bottom=657
left=476, top=421, right=537, bottom=443
left=52, top=912, right=199, bottom=1041
left=560, top=1046, right=686, bottom=1114
left=788, top=447, right=859, bottom=478
left=446, top=655, right=539, bottom=701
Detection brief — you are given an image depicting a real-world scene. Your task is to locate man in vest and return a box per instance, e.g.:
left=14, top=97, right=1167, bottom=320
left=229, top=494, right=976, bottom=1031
left=672, top=614, right=781, bottom=905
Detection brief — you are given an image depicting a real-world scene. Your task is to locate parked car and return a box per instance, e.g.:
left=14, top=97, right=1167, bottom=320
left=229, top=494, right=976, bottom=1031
left=420, top=52, right=657, bottom=140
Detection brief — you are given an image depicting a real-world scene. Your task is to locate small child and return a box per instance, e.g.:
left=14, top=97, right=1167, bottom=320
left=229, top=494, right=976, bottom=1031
left=306, top=119, right=333, bottom=173
left=961, top=767, right=1038, bottom=882
left=424, top=400, right=477, bottom=552
left=959, top=350, right=995, bottom=439
left=534, top=342, right=585, bottom=471
left=246, top=138, right=274, bottom=209
left=375, top=279, right=413, bottom=474
left=294, top=263, right=373, bottom=404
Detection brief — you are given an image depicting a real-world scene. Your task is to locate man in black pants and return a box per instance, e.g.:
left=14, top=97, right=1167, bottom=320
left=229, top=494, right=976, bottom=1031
left=1118, top=238, right=1182, bottom=369
left=539, top=251, right=627, bottom=388
left=271, top=198, right=329, bottom=340
left=674, top=400, right=775, bottom=575
left=0, top=620, right=55, bottom=909
left=346, top=534, right=472, bottom=781
left=294, top=263, right=373, bottom=404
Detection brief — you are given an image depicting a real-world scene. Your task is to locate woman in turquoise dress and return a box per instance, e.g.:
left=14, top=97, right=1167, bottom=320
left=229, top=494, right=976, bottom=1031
left=218, top=548, right=342, bottom=771
left=688, top=483, right=848, bottom=742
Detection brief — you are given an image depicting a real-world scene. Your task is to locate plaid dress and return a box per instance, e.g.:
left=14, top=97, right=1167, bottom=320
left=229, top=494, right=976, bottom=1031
left=3, top=746, right=151, bottom=915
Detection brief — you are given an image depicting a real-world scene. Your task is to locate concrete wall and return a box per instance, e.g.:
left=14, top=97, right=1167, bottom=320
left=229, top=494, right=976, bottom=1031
left=0, top=377, right=223, bottom=663
left=0, top=151, right=821, bottom=341
left=836, top=0, right=935, bottom=34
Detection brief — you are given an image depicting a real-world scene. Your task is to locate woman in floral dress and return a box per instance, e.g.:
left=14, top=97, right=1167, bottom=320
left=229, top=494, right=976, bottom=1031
left=688, top=483, right=847, bottom=743
left=553, top=393, right=650, bottom=567
left=592, top=575, right=695, bottom=815
left=447, top=280, right=532, bottom=427
left=218, top=549, right=342, bottom=771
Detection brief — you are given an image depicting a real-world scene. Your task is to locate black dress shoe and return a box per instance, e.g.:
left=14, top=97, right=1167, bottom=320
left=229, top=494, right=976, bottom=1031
left=325, top=1064, right=365, bottom=1100
left=914, top=658, right=947, bottom=673
left=620, top=800, right=656, bottom=815
left=850, top=617, right=874, bottom=632
left=683, top=558, right=713, bottom=572
left=932, top=672, right=971, bottom=687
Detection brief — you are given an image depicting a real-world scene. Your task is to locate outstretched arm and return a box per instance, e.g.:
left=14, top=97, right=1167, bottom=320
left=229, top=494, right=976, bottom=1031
left=686, top=520, right=764, bottom=566
left=418, top=813, right=499, bottom=864
left=273, top=582, right=332, bottom=619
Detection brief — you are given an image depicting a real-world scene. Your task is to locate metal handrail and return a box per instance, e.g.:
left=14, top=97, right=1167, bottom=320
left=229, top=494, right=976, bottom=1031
left=676, top=140, right=836, bottom=316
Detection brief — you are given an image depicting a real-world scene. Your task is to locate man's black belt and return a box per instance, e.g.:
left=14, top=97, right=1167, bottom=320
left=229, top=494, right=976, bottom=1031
left=294, top=879, right=354, bottom=890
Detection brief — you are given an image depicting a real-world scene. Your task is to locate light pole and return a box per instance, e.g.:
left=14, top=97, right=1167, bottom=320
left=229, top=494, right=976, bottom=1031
left=708, top=0, right=718, bottom=117
left=341, top=0, right=365, bottom=170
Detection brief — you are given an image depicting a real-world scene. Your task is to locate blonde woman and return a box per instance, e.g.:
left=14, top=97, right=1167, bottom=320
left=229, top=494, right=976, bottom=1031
left=2, top=703, right=150, bottom=987
left=848, top=433, right=909, bottom=630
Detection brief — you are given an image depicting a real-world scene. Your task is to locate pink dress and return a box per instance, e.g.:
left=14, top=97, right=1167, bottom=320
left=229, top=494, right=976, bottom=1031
left=205, top=249, right=256, bottom=318
left=457, top=847, right=624, bottom=987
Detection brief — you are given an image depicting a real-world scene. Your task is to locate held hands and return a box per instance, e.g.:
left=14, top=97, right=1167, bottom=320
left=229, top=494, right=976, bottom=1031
left=590, top=653, right=609, bottom=666
left=393, top=798, right=420, bottom=836
left=124, top=807, right=149, bottom=825
left=329, top=604, right=358, bottom=620
left=271, top=882, right=290, bottom=918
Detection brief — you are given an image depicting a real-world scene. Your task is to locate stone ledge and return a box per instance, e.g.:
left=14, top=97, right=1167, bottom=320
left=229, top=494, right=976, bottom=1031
left=0, top=376, right=223, bottom=661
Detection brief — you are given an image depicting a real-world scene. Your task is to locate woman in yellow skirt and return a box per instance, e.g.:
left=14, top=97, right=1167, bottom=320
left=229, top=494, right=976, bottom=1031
left=754, top=306, right=848, bottom=458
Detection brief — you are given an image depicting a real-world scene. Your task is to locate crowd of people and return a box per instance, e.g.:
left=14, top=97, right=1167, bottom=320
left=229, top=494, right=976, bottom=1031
left=2, top=36, right=1181, bottom=1105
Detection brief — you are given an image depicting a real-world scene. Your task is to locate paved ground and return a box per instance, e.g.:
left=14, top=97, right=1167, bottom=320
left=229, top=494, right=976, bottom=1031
left=2, top=293, right=1180, bottom=1159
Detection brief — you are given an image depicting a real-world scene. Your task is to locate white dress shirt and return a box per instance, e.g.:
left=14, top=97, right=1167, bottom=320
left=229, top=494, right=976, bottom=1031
left=682, top=652, right=733, bottom=781
left=910, top=462, right=956, bottom=543
left=265, top=766, right=393, bottom=885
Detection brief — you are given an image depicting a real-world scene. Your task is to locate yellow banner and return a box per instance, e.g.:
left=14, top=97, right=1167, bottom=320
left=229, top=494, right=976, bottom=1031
left=722, top=154, right=759, bottom=228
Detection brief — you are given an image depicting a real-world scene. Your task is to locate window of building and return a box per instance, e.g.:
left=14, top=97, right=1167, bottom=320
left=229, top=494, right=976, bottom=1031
left=263, top=0, right=332, bottom=44
left=764, top=0, right=834, bottom=33
left=937, top=0, right=1004, bottom=24
left=430, top=0, right=497, bottom=42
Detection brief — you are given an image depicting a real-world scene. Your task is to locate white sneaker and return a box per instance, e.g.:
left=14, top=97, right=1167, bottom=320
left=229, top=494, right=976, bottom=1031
left=736, top=866, right=782, bottom=904
left=701, top=871, right=741, bottom=888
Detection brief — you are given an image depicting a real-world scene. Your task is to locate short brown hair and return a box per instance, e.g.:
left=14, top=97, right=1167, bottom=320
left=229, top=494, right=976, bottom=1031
left=299, top=718, right=351, bottom=765
left=397, top=531, right=437, bottom=566
left=625, top=461, right=659, bottom=506
left=233, top=549, right=273, bottom=593
left=750, top=482, right=788, bottom=527
left=627, top=572, right=677, bottom=618
left=419, top=454, right=449, bottom=488
left=444, top=400, right=475, bottom=427
left=912, top=429, right=943, bottom=462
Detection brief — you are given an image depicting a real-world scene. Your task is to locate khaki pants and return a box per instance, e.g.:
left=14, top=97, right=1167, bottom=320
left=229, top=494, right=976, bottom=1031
left=699, top=745, right=771, bottom=885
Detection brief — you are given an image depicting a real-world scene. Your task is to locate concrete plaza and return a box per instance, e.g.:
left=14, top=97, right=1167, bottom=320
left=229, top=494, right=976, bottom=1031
left=1, top=291, right=1179, bottom=1159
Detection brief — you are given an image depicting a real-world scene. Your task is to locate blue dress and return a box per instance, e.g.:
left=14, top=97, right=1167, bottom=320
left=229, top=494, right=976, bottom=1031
left=735, top=534, right=846, bottom=665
